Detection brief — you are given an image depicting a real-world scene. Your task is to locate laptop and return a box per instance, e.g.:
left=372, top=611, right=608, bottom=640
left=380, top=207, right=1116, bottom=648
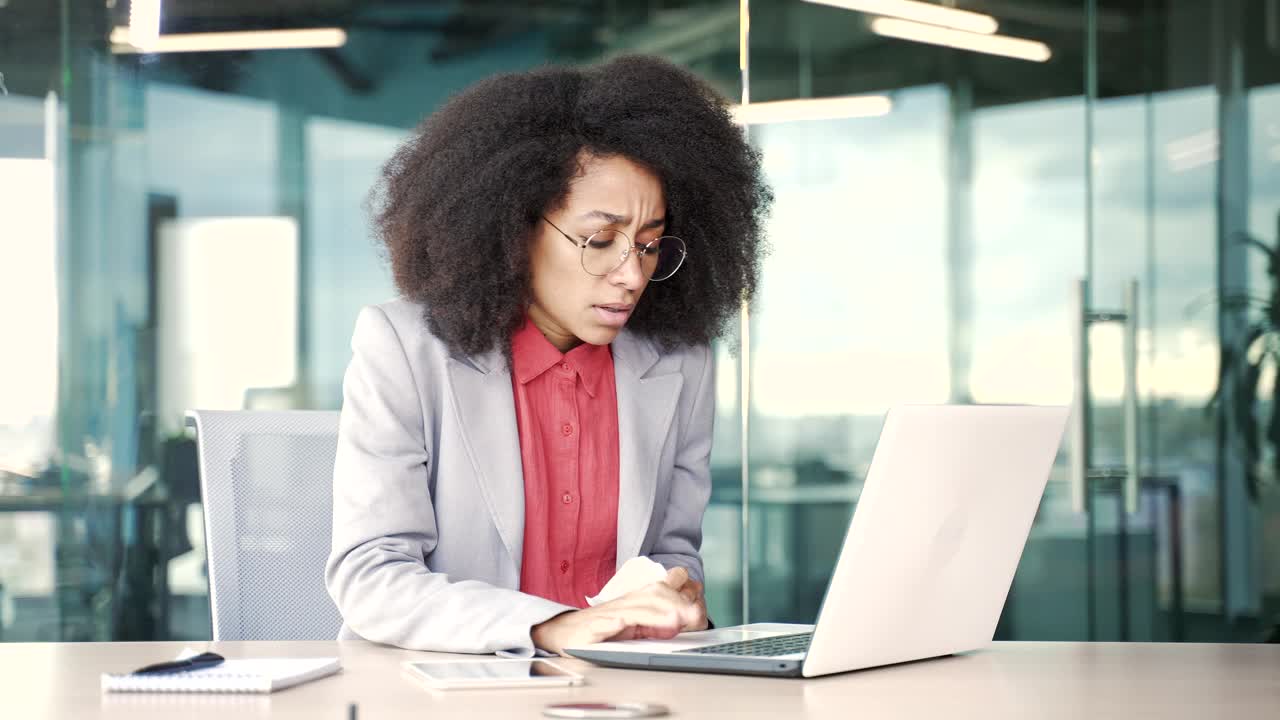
left=566, top=404, right=1069, bottom=678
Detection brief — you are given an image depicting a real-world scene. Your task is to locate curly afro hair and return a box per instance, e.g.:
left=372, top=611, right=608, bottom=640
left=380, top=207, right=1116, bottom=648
left=370, top=54, right=772, bottom=359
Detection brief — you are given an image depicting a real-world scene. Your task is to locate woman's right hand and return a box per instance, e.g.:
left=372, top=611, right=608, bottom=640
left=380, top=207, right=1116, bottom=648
left=531, top=574, right=706, bottom=656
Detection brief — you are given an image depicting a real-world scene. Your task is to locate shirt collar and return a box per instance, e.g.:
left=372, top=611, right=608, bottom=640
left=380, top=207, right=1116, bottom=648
left=510, top=315, right=611, bottom=397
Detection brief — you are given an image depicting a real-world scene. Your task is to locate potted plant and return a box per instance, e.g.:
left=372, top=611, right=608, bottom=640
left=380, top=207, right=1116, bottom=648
left=1209, top=211, right=1280, bottom=643
left=1210, top=213, right=1280, bottom=502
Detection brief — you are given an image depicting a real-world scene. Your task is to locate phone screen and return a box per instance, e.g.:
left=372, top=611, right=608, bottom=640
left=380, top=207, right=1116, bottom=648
left=407, top=659, right=578, bottom=684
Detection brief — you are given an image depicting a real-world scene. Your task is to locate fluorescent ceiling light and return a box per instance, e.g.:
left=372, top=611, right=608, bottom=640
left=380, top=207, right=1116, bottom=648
left=129, top=0, right=162, bottom=48
left=110, top=27, right=347, bottom=53
left=870, top=17, right=1051, bottom=62
left=804, top=0, right=997, bottom=34
left=731, top=95, right=893, bottom=125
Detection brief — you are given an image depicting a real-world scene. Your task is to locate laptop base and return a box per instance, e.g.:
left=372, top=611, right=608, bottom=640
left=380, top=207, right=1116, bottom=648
left=566, top=648, right=804, bottom=678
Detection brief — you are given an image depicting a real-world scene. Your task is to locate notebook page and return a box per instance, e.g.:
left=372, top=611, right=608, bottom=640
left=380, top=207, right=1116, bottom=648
left=101, top=657, right=341, bottom=694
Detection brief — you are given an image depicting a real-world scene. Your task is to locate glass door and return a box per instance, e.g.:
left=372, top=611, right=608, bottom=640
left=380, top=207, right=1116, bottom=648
left=740, top=0, right=1280, bottom=642
left=741, top=0, right=1097, bottom=636
left=1067, top=1, right=1211, bottom=642
left=1080, top=0, right=1280, bottom=643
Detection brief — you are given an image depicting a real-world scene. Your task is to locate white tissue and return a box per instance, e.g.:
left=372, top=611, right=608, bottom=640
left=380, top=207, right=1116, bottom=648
left=586, top=556, right=669, bottom=606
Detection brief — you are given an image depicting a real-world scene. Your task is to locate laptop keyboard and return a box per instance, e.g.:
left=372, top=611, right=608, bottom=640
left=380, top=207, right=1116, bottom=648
left=676, top=631, right=813, bottom=657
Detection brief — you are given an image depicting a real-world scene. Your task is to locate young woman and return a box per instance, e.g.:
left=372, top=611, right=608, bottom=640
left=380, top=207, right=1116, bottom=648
left=326, top=55, right=771, bottom=656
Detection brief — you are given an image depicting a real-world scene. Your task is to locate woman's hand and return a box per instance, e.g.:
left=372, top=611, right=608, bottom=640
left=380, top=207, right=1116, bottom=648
left=531, top=569, right=707, bottom=655
left=663, top=566, right=709, bottom=632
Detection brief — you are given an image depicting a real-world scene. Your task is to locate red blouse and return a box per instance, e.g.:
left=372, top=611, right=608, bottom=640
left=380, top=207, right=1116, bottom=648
left=511, top=317, right=620, bottom=608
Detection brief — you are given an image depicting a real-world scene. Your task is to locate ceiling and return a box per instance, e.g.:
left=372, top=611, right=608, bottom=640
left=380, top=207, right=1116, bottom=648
left=0, top=1, right=1277, bottom=110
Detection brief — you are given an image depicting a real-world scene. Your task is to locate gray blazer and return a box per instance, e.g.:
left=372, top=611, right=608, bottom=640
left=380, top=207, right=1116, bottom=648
left=325, top=298, right=714, bottom=655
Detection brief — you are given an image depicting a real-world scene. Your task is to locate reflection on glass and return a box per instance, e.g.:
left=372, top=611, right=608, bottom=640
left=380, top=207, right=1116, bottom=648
left=304, top=118, right=404, bottom=408
left=746, top=86, right=948, bottom=623
left=1245, top=86, right=1280, bottom=636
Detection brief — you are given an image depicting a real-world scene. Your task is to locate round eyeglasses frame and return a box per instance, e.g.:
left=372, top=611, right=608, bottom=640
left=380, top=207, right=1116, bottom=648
left=541, top=216, right=687, bottom=281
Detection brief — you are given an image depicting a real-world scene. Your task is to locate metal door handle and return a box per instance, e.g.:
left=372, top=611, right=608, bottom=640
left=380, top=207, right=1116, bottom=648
left=1070, top=277, right=1141, bottom=514
left=1071, top=279, right=1089, bottom=513
left=1122, top=279, right=1139, bottom=514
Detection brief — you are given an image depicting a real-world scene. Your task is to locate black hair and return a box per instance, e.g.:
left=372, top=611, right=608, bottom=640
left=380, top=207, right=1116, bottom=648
left=370, top=55, right=772, bottom=357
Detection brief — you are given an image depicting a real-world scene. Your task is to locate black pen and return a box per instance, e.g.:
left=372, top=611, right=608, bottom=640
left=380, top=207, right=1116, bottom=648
left=131, top=651, right=226, bottom=675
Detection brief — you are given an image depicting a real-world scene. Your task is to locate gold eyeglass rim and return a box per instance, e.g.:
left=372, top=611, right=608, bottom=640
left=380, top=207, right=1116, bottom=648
left=541, top=216, right=687, bottom=281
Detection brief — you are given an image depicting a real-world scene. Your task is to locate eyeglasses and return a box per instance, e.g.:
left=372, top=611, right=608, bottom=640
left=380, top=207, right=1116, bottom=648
left=542, top=217, right=687, bottom=281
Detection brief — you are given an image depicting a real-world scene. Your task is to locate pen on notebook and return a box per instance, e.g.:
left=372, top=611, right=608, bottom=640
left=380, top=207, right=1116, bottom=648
left=130, top=651, right=225, bottom=675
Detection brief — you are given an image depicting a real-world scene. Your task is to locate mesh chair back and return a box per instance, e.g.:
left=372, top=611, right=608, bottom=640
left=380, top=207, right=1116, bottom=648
left=187, top=409, right=343, bottom=641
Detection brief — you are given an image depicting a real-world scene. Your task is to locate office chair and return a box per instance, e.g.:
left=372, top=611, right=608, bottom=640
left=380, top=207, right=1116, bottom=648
left=186, top=409, right=343, bottom=641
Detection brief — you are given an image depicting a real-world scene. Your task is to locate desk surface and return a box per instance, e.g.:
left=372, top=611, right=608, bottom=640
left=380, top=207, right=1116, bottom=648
left=5, top=640, right=1278, bottom=719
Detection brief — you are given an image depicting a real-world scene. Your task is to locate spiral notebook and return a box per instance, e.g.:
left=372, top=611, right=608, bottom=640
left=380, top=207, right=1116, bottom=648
left=101, top=655, right=341, bottom=694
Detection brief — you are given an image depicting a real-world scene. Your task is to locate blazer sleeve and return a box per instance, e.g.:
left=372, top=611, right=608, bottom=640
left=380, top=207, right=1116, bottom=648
left=325, top=306, right=572, bottom=654
left=647, top=343, right=714, bottom=585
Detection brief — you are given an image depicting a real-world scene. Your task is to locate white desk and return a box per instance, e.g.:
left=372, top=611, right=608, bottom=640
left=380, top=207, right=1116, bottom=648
left=5, top=640, right=1278, bottom=718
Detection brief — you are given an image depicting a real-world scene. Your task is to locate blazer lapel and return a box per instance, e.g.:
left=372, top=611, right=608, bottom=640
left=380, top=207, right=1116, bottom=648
left=612, top=330, right=684, bottom=566
left=446, top=349, right=525, bottom=573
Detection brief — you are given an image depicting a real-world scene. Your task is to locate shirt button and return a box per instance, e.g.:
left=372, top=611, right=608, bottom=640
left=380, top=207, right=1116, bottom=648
left=560, top=561, right=570, bottom=574
left=562, top=423, right=573, bottom=436
left=560, top=362, right=571, bottom=372
left=562, top=493, right=572, bottom=504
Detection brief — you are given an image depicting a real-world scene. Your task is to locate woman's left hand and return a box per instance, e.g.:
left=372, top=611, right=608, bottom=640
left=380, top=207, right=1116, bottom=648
left=664, top=566, right=709, bottom=632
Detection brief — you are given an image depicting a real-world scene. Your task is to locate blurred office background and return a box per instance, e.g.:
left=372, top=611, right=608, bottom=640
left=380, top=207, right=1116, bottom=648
left=0, top=0, right=1277, bottom=643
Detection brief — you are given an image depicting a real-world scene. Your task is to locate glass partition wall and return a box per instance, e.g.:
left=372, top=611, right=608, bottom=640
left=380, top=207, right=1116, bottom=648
left=741, top=0, right=1280, bottom=641
left=0, top=0, right=1275, bottom=643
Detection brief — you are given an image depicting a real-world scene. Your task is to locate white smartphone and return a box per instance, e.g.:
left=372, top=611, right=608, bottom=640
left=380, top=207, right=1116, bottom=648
left=402, top=659, right=586, bottom=690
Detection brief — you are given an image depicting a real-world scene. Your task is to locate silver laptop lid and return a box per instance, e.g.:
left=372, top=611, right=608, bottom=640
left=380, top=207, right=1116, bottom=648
left=801, top=404, right=1067, bottom=677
